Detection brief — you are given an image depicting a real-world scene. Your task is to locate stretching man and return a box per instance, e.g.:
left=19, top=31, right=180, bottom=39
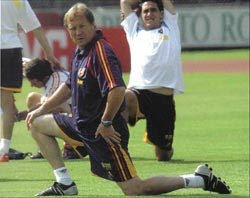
left=121, top=0, right=184, bottom=161
left=25, top=3, right=231, bottom=196
left=20, top=58, right=83, bottom=159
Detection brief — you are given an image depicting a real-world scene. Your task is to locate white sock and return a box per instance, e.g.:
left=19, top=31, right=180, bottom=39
left=181, top=174, right=205, bottom=188
left=0, top=138, right=11, bottom=155
left=53, top=167, right=73, bottom=185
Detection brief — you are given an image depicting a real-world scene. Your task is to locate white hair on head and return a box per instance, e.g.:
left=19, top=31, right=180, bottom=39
left=64, top=3, right=90, bottom=28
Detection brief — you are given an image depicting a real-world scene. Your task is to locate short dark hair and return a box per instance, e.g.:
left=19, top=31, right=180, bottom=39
left=139, top=0, right=164, bottom=11
left=25, top=58, right=53, bottom=81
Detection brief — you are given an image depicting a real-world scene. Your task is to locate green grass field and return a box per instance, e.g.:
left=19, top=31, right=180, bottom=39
left=181, top=49, right=249, bottom=61
left=0, top=50, right=249, bottom=197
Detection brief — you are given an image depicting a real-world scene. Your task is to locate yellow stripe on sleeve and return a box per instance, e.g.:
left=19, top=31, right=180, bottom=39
left=96, top=41, right=114, bottom=88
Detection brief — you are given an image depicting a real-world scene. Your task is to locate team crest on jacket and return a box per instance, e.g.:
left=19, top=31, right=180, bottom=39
left=78, top=68, right=86, bottom=79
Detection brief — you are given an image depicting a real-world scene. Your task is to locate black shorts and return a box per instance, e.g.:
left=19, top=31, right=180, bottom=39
left=131, top=89, right=176, bottom=150
left=53, top=114, right=137, bottom=182
left=1, top=48, right=23, bottom=92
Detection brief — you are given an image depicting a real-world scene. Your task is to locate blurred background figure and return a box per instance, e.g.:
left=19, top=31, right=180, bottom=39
left=19, top=58, right=82, bottom=160
left=0, top=0, right=59, bottom=162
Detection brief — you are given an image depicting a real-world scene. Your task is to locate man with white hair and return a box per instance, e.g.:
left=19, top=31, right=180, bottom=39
left=25, top=2, right=231, bottom=196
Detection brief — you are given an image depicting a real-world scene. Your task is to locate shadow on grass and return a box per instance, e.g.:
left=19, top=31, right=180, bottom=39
left=14, top=157, right=90, bottom=163
left=131, top=157, right=249, bottom=164
left=169, top=159, right=249, bottom=164
left=42, top=194, right=248, bottom=198
left=153, top=195, right=249, bottom=198
left=0, top=178, right=53, bottom=182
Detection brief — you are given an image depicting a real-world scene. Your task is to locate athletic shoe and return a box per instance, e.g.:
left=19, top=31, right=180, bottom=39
left=0, top=153, right=9, bottom=162
left=62, top=147, right=80, bottom=160
left=35, top=182, right=78, bottom=196
left=8, top=148, right=31, bottom=160
left=30, top=151, right=44, bottom=159
left=15, top=110, right=28, bottom=122
left=194, top=164, right=232, bottom=194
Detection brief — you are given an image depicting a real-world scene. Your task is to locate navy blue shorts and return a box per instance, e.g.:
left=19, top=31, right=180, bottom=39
left=1, top=48, right=23, bottom=92
left=53, top=114, right=137, bottom=182
left=131, top=89, right=176, bottom=150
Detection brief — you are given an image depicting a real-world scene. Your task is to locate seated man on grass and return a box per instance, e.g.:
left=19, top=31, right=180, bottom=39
left=17, top=58, right=87, bottom=159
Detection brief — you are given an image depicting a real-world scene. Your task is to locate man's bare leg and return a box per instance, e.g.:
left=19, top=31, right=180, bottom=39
left=117, top=164, right=231, bottom=195
left=29, top=114, right=78, bottom=195
left=29, top=114, right=65, bottom=168
left=123, top=89, right=144, bottom=126
left=0, top=90, right=15, bottom=156
left=117, top=175, right=185, bottom=195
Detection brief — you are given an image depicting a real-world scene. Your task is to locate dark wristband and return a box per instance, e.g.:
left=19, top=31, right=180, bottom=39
left=101, top=120, right=112, bottom=127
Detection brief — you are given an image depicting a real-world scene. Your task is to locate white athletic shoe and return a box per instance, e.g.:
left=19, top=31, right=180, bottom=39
left=195, top=164, right=231, bottom=194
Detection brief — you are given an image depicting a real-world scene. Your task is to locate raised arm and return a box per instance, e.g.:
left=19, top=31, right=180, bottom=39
left=120, top=0, right=138, bottom=19
left=162, top=0, right=175, bottom=15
